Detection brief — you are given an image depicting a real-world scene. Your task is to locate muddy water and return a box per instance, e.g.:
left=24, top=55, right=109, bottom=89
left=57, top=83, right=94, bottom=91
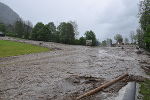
left=0, top=37, right=149, bottom=100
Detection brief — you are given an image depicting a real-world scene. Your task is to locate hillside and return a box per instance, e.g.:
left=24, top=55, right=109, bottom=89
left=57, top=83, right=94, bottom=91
left=0, top=2, right=20, bottom=25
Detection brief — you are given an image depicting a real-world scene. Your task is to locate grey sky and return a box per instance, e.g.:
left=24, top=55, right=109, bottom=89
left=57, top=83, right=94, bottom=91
left=0, top=0, right=140, bottom=41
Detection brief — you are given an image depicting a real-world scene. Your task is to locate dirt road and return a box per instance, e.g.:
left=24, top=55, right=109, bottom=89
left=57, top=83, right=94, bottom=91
left=0, top=37, right=149, bottom=100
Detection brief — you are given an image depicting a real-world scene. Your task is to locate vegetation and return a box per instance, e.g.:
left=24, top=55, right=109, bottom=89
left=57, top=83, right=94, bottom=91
left=124, top=38, right=129, bottom=44
left=130, top=31, right=137, bottom=44
left=84, top=30, right=96, bottom=46
left=31, top=22, right=44, bottom=40
left=139, top=79, right=150, bottom=100
left=3, top=19, right=98, bottom=46
left=79, top=36, right=86, bottom=45
left=0, top=40, right=49, bottom=57
left=57, top=22, right=75, bottom=44
left=114, top=34, right=123, bottom=44
left=69, top=21, right=79, bottom=38
left=102, top=40, right=107, bottom=46
left=138, top=0, right=150, bottom=50
left=106, top=38, right=112, bottom=46
left=138, top=1, right=150, bottom=99
left=12, top=19, right=32, bottom=39
left=0, top=23, right=6, bottom=33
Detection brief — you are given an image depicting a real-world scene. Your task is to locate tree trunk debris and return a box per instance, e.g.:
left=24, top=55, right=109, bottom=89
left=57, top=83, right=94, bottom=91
left=76, top=73, right=128, bottom=100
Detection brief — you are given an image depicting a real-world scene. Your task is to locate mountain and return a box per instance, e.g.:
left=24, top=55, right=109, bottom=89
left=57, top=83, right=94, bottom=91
left=0, top=2, right=20, bottom=25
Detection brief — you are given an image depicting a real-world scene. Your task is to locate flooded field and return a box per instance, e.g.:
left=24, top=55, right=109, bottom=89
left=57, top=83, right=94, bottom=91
left=0, top=37, right=150, bottom=100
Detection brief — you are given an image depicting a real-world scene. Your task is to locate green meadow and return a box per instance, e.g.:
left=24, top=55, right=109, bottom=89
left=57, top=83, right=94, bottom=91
left=0, top=40, right=49, bottom=58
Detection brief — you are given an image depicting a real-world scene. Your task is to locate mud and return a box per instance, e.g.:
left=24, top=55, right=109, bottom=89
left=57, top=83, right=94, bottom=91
left=0, top=37, right=150, bottom=100
left=138, top=50, right=150, bottom=75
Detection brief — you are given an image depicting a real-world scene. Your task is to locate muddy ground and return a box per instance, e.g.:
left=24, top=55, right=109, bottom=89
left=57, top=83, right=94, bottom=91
left=0, top=37, right=150, bottom=100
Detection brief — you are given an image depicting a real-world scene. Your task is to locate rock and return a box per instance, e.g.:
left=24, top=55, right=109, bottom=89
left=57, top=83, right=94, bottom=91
left=39, top=42, right=43, bottom=45
left=136, top=50, right=143, bottom=54
left=66, top=76, right=80, bottom=83
left=136, top=46, right=139, bottom=50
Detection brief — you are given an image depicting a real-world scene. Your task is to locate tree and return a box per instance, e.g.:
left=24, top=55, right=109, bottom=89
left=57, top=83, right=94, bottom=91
left=133, top=34, right=138, bottom=44
left=114, top=34, right=123, bottom=44
left=36, top=25, right=51, bottom=41
left=14, top=19, right=25, bottom=38
left=69, top=21, right=79, bottom=38
left=46, top=22, right=57, bottom=42
left=31, top=22, right=44, bottom=40
left=5, top=24, right=15, bottom=37
left=101, top=40, right=107, bottom=46
left=79, top=36, right=86, bottom=45
left=136, top=28, right=144, bottom=47
left=124, top=38, right=129, bottom=44
left=130, top=31, right=135, bottom=43
left=106, top=38, right=112, bottom=46
left=84, top=30, right=96, bottom=46
left=57, top=22, right=75, bottom=44
left=24, top=20, right=33, bottom=39
left=14, top=19, right=33, bottom=39
left=96, top=39, right=101, bottom=46
left=73, top=39, right=80, bottom=45
left=0, top=23, right=6, bottom=33
left=130, top=31, right=138, bottom=44
left=139, top=0, right=150, bottom=49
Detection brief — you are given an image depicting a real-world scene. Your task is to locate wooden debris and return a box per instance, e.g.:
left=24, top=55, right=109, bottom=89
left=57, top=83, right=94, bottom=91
left=76, top=73, right=128, bottom=100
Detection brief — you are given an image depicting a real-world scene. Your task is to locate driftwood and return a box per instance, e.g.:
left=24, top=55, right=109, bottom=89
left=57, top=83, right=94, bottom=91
left=76, top=73, right=128, bottom=100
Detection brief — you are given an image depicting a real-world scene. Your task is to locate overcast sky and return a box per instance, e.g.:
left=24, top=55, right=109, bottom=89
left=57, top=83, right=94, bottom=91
left=0, top=0, right=140, bottom=41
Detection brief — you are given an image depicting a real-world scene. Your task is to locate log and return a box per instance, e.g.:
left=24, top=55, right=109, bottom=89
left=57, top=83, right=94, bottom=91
left=76, top=73, right=128, bottom=100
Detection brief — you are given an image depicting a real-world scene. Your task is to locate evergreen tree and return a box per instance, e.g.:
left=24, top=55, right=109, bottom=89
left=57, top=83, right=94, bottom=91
left=14, top=19, right=24, bottom=38
left=24, top=21, right=33, bottom=39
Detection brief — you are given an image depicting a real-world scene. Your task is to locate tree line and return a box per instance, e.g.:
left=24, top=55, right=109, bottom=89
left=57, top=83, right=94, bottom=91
left=100, top=0, right=150, bottom=49
left=138, top=0, right=150, bottom=50
left=1, top=0, right=148, bottom=48
left=0, top=20, right=97, bottom=46
left=128, top=0, right=150, bottom=50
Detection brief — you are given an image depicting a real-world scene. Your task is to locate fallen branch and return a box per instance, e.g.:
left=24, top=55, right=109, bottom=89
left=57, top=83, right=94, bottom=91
left=76, top=73, right=128, bottom=100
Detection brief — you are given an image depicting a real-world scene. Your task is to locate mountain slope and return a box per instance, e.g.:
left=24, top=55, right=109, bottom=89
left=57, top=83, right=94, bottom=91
left=0, top=2, right=20, bottom=25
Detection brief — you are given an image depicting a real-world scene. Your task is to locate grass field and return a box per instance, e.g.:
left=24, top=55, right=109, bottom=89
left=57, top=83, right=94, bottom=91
left=139, top=79, right=150, bottom=100
left=0, top=40, right=50, bottom=58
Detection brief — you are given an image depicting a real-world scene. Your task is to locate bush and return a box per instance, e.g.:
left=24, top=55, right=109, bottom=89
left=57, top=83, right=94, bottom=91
left=5, top=32, right=16, bottom=37
left=73, top=39, right=80, bottom=45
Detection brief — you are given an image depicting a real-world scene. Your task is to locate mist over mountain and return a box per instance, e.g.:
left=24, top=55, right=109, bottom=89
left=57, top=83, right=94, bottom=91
left=0, top=2, right=20, bottom=25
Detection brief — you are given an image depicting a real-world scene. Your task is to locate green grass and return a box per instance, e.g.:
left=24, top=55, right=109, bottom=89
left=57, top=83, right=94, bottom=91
left=0, top=40, right=50, bottom=58
left=139, top=79, right=150, bottom=100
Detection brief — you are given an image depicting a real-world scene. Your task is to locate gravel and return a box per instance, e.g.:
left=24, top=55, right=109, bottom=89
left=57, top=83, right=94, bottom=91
left=0, top=37, right=149, bottom=100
